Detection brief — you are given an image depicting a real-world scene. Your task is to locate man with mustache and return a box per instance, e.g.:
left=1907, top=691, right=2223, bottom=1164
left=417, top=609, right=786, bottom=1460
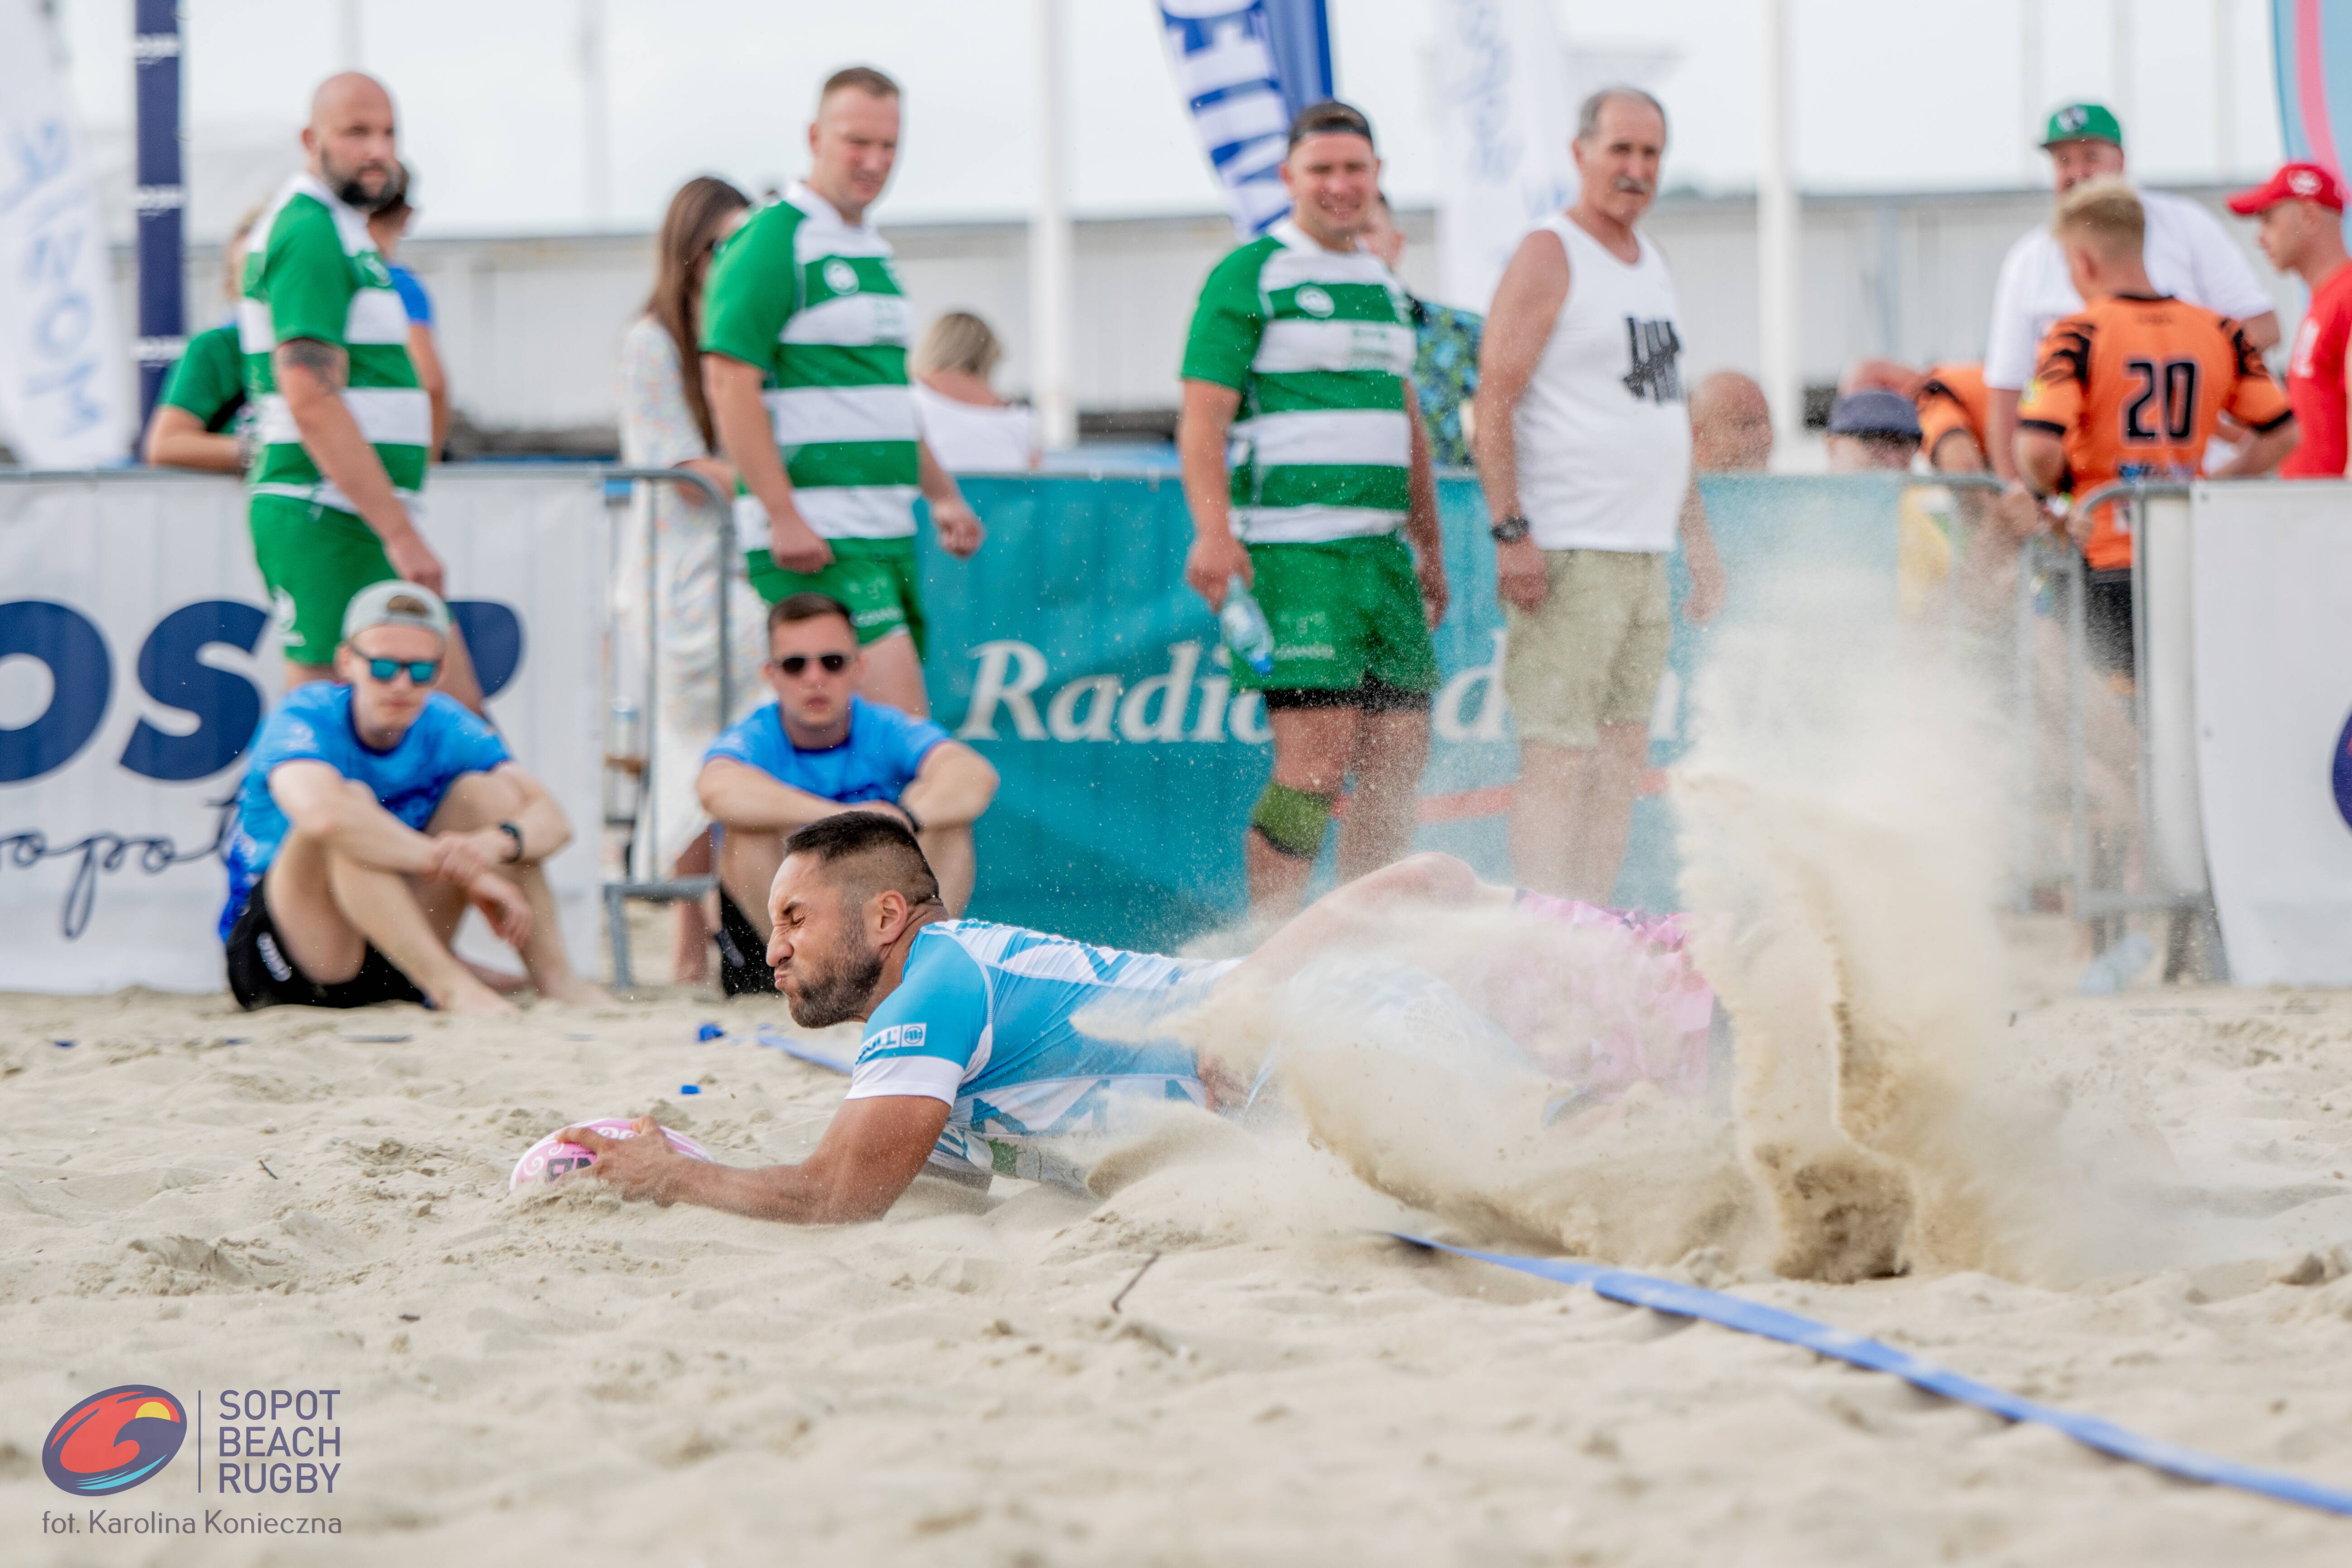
left=1473, top=87, right=1725, bottom=904
left=240, top=73, right=482, bottom=708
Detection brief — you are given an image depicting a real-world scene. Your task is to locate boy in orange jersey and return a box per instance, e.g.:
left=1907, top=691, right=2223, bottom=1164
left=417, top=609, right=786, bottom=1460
left=2015, top=179, right=2297, bottom=679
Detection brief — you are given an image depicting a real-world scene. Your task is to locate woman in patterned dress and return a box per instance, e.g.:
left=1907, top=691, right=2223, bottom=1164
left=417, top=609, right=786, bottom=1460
left=615, top=176, right=764, bottom=984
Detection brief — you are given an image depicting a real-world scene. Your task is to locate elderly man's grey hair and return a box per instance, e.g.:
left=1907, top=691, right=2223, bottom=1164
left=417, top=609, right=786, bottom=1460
left=1576, top=85, right=1669, bottom=145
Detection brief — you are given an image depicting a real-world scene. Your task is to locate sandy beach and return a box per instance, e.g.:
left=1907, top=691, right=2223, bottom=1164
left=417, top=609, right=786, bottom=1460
left=7, top=920, right=2352, bottom=1566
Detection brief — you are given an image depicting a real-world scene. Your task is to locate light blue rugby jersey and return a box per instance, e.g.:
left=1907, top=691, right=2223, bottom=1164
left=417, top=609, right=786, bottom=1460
left=847, top=920, right=1240, bottom=1175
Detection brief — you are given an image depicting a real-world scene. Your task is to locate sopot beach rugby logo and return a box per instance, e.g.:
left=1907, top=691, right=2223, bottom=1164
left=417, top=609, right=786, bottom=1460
left=42, top=1385, right=188, bottom=1496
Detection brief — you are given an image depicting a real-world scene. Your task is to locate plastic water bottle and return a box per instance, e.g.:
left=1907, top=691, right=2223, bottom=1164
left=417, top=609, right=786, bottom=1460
left=1219, top=575, right=1275, bottom=676
left=606, top=697, right=643, bottom=762
left=2077, top=931, right=2155, bottom=994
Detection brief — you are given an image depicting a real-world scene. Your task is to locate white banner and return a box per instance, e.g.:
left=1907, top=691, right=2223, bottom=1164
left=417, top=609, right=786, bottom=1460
left=1429, top=0, right=1576, bottom=314
left=1158, top=1, right=1318, bottom=238
left=2192, top=480, right=2352, bottom=986
left=0, top=472, right=608, bottom=993
left=0, top=0, right=133, bottom=467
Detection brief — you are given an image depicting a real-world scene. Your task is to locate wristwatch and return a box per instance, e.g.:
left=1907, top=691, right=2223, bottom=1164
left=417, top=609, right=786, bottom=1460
left=1489, top=513, right=1531, bottom=545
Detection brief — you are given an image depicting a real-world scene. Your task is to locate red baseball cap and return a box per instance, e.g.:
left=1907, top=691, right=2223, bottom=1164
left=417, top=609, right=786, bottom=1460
left=2228, top=161, right=2346, bottom=215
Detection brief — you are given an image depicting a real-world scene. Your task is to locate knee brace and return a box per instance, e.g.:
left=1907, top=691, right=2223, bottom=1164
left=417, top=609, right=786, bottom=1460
left=1250, top=782, right=1334, bottom=859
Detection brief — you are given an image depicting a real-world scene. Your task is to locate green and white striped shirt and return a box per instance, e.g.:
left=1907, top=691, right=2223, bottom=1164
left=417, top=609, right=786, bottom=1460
left=1180, top=219, right=1417, bottom=545
left=701, top=181, right=919, bottom=542
left=239, top=172, right=427, bottom=513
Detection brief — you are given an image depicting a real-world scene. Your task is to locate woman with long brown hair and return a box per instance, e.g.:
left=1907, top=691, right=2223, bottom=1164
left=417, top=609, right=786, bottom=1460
left=615, top=174, right=759, bottom=985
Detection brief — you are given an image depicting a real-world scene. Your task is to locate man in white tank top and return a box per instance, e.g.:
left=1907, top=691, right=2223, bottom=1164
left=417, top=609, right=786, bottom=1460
left=1473, top=87, right=1727, bottom=902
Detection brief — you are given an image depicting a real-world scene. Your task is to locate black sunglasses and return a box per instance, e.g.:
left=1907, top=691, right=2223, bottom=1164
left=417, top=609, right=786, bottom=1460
left=772, top=652, right=851, bottom=676
left=364, top=657, right=440, bottom=685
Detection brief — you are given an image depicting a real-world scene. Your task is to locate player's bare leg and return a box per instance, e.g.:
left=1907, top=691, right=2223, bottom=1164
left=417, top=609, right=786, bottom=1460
left=856, top=631, right=928, bottom=718
left=1247, top=706, right=1358, bottom=919
left=1335, top=706, right=1430, bottom=884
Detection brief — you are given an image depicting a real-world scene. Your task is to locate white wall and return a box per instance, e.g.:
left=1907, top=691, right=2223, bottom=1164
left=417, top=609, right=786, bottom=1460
left=126, top=183, right=2300, bottom=439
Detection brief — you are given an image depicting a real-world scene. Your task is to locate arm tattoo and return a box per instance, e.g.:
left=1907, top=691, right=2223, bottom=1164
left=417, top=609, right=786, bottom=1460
left=275, top=338, right=348, bottom=390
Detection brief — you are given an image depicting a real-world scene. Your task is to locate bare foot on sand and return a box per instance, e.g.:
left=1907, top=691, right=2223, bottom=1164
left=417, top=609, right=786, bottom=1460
left=434, top=979, right=519, bottom=1015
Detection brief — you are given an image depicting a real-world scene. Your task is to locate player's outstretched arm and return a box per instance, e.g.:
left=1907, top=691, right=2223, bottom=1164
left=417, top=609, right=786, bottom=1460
left=564, top=1099, right=953, bottom=1224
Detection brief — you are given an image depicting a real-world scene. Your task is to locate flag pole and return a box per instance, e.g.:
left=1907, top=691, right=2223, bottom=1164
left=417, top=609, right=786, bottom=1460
left=1757, top=0, right=1800, bottom=449
left=1030, top=0, right=1077, bottom=451
left=132, top=0, right=184, bottom=439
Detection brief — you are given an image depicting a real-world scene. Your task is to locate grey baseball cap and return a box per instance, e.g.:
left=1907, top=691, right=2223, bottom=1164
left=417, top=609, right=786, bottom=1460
left=1826, top=389, right=1922, bottom=440
left=342, top=580, right=451, bottom=643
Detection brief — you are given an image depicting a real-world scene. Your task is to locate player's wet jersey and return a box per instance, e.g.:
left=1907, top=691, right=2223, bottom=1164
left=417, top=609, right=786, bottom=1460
left=2018, top=293, right=2291, bottom=569
left=844, top=920, right=1238, bottom=1177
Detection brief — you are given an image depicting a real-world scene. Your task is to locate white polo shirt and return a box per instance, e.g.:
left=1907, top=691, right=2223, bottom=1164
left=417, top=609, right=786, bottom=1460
left=1983, top=187, right=2275, bottom=390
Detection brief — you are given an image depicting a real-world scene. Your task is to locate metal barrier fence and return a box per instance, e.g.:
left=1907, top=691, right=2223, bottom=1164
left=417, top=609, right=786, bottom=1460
left=597, top=465, right=735, bottom=989
left=0, top=463, right=2215, bottom=991
left=593, top=468, right=2210, bottom=987
left=2008, top=480, right=2213, bottom=970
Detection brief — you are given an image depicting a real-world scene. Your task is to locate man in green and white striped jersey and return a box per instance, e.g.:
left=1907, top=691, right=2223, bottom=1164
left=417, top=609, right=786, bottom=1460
left=702, top=65, right=985, bottom=720
left=240, top=73, right=481, bottom=708
left=1178, top=101, right=1448, bottom=919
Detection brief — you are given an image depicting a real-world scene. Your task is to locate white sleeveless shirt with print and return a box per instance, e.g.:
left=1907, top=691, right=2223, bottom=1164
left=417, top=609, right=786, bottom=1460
left=1511, top=214, right=1692, bottom=554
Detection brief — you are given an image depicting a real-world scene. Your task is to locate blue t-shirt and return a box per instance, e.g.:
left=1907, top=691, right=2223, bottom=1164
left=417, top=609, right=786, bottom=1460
left=704, top=696, right=947, bottom=804
left=386, top=262, right=434, bottom=326
left=220, top=683, right=509, bottom=938
left=845, top=920, right=1238, bottom=1175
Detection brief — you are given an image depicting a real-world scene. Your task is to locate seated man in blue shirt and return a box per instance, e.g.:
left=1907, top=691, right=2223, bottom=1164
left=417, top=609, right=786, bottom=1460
left=222, top=581, right=605, bottom=1014
left=561, top=816, right=1564, bottom=1221
left=699, top=592, right=999, bottom=996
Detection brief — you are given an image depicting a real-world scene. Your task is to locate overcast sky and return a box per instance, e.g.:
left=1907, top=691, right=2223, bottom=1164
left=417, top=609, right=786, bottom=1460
left=54, top=0, right=2287, bottom=239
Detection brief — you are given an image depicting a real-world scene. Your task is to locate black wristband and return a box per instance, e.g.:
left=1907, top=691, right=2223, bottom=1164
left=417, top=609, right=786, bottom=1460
left=898, top=804, right=923, bottom=836
left=497, top=821, right=526, bottom=862
left=1490, top=513, right=1531, bottom=545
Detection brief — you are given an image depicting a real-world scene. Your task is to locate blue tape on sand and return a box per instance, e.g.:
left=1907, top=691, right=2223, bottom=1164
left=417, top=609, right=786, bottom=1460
left=1394, top=1234, right=2352, bottom=1519
left=751, top=1023, right=853, bottom=1076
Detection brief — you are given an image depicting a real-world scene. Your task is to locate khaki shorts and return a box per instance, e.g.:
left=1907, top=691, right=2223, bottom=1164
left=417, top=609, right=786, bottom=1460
left=1502, top=549, right=1671, bottom=749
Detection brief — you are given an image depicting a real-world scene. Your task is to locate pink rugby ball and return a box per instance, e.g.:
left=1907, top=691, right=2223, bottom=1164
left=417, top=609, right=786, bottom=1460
left=511, top=1117, right=713, bottom=1189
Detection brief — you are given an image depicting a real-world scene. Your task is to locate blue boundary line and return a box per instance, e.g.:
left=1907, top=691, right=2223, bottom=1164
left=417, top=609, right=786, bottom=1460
left=749, top=1023, right=853, bottom=1076
left=1394, top=1234, right=2352, bottom=1519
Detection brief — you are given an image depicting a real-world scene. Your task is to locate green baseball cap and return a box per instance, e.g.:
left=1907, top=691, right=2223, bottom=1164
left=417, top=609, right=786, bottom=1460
left=2040, top=101, right=2123, bottom=150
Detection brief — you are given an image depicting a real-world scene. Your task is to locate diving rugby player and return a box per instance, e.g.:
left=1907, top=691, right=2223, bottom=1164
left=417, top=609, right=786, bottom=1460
left=561, top=817, right=1645, bottom=1222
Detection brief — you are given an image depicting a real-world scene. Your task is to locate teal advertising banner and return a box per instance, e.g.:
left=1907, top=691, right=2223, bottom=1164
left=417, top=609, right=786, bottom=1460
left=920, top=472, right=1908, bottom=952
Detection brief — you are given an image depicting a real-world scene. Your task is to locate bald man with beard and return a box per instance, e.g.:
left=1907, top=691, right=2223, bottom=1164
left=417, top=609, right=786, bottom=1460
left=241, top=74, right=482, bottom=708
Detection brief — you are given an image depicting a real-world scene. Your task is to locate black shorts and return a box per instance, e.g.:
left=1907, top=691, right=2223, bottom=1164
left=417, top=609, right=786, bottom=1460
left=2083, top=569, right=2135, bottom=679
left=224, top=892, right=427, bottom=1012
left=716, top=889, right=778, bottom=996
left=1260, top=675, right=1433, bottom=714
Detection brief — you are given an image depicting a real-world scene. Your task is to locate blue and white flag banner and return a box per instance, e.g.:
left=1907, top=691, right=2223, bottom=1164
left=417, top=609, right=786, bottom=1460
left=1158, top=0, right=1335, bottom=238
left=0, top=0, right=134, bottom=466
